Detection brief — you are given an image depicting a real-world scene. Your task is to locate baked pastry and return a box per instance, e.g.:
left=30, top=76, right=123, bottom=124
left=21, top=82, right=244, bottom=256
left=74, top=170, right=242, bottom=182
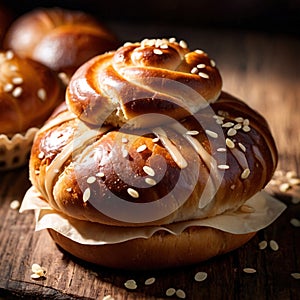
left=0, top=49, right=64, bottom=170
left=23, top=38, right=284, bottom=269
left=3, top=7, right=119, bottom=81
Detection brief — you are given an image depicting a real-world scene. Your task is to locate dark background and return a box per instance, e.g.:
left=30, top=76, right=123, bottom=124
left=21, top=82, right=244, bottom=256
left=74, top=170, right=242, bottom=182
left=1, top=0, right=300, bottom=36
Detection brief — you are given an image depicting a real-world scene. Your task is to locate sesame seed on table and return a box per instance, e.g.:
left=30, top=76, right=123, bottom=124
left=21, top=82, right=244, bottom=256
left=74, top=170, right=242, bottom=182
left=0, top=22, right=300, bottom=300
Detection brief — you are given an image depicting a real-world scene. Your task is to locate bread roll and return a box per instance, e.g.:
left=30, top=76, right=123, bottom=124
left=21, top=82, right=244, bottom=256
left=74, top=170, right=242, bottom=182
left=48, top=227, right=256, bottom=270
left=4, top=7, right=119, bottom=79
left=0, top=50, right=65, bottom=135
left=27, top=37, right=278, bottom=269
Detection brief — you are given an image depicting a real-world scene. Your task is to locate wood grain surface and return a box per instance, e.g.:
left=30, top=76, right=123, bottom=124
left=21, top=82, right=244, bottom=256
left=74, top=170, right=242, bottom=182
left=0, top=23, right=299, bottom=300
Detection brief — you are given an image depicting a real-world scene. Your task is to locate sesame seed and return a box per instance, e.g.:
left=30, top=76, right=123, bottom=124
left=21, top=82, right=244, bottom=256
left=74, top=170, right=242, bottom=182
left=230, top=184, right=236, bottom=190
left=239, top=204, right=255, bottom=213
left=144, top=277, right=156, bottom=285
left=198, top=72, right=209, bottom=79
left=227, top=128, right=237, bottom=136
left=143, top=165, right=155, bottom=176
left=218, top=164, right=230, bottom=170
left=31, top=263, right=46, bottom=279
left=213, top=115, right=224, bottom=120
left=235, top=117, right=244, bottom=123
left=127, top=187, right=139, bottom=198
left=176, top=289, right=186, bottom=299
left=121, top=137, right=128, bottom=143
left=279, top=182, right=290, bottom=192
left=54, top=169, right=59, bottom=173
left=4, top=83, right=13, bottom=92
left=124, top=279, right=137, bottom=289
left=35, top=170, right=40, bottom=175
left=258, top=240, right=268, bottom=250
left=217, top=147, right=227, bottom=152
left=243, top=119, right=250, bottom=126
left=215, top=119, right=224, bottom=125
left=5, top=50, right=14, bottom=60
left=9, top=65, right=18, bottom=71
left=290, top=218, right=300, bottom=227
left=269, top=240, right=279, bottom=251
left=58, top=72, right=69, bottom=84
left=83, top=188, right=91, bottom=202
left=87, top=176, right=96, bottom=184
left=103, top=295, right=115, bottom=300
left=234, top=123, right=242, bottom=130
left=160, top=44, right=169, bottom=49
left=291, top=273, right=300, bottom=279
left=122, top=149, right=129, bottom=158
left=205, top=129, right=218, bottom=138
left=153, top=49, right=163, bottom=55
left=195, top=49, right=204, bottom=54
left=137, top=144, right=147, bottom=152
left=238, top=143, right=246, bottom=152
left=241, top=168, right=251, bottom=179
left=286, top=170, right=297, bottom=178
left=37, top=88, right=47, bottom=101
left=12, top=86, right=22, bottom=98
left=169, top=37, right=176, bottom=43
left=145, top=178, right=157, bottom=186
left=179, top=40, right=188, bottom=48
left=243, top=268, right=256, bottom=274
left=96, top=172, right=105, bottom=178
left=226, top=138, right=235, bottom=149
left=166, top=288, right=176, bottom=296
left=12, top=77, right=23, bottom=85
left=242, top=125, right=251, bottom=132
left=197, top=63, right=206, bottom=69
left=289, top=178, right=300, bottom=185
left=10, top=200, right=20, bottom=210
left=38, top=151, right=45, bottom=159
left=191, top=67, right=199, bottom=74
left=222, top=122, right=234, bottom=128
left=186, top=130, right=199, bottom=136
left=66, top=187, right=72, bottom=192
left=31, top=263, right=42, bottom=273
left=210, top=59, right=216, bottom=67
left=194, top=272, right=208, bottom=282
left=152, top=137, right=159, bottom=143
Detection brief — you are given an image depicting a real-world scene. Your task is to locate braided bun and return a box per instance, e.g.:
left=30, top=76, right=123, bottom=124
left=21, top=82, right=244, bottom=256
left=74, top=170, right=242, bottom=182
left=4, top=7, right=119, bottom=79
left=66, top=38, right=222, bottom=127
left=27, top=38, right=280, bottom=269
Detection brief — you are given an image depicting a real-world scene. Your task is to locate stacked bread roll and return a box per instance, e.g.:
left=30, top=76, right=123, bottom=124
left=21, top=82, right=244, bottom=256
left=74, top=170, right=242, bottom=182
left=24, top=37, right=281, bottom=269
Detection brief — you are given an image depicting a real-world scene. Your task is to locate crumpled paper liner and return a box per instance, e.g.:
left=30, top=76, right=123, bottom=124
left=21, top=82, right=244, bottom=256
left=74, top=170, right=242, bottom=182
left=0, top=127, right=39, bottom=170
left=20, top=186, right=286, bottom=245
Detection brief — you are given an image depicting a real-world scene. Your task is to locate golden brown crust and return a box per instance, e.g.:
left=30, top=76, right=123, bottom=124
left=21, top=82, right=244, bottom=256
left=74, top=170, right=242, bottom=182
left=66, top=38, right=222, bottom=127
left=29, top=91, right=277, bottom=227
left=48, top=227, right=256, bottom=270
left=4, top=7, right=119, bottom=78
left=0, top=50, right=65, bottom=134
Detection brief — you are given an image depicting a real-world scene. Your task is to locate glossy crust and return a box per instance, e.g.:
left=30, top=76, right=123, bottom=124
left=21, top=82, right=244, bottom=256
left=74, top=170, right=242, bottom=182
left=48, top=227, right=256, bottom=270
left=0, top=50, right=65, bottom=135
left=4, top=7, right=119, bottom=78
left=66, top=38, right=222, bottom=126
left=29, top=91, right=277, bottom=227
left=28, top=37, right=277, bottom=269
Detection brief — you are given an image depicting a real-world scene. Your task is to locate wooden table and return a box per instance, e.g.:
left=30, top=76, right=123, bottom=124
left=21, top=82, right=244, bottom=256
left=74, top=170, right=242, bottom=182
left=0, top=22, right=299, bottom=300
